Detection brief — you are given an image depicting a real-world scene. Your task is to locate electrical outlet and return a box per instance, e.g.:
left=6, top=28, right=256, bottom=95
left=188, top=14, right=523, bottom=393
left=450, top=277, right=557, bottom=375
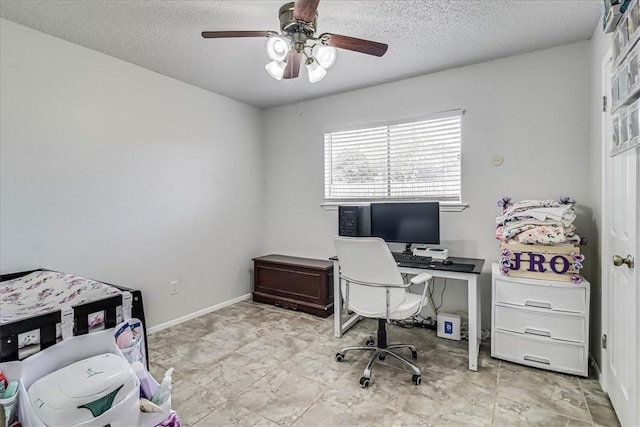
left=170, top=280, right=179, bottom=295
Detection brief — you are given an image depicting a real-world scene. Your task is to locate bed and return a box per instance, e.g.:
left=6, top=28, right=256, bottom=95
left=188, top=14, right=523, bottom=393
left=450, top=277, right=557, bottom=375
left=0, top=269, right=148, bottom=363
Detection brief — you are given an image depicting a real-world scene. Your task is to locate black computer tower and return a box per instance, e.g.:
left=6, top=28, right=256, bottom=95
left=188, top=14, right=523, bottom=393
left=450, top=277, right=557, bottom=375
left=338, top=205, right=370, bottom=237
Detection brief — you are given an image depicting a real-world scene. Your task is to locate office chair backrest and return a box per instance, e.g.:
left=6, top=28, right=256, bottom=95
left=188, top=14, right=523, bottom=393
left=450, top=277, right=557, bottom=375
left=333, top=236, right=406, bottom=317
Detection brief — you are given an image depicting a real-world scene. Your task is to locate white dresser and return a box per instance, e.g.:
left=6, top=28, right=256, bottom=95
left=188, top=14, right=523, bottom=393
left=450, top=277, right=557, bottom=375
left=491, top=263, right=590, bottom=376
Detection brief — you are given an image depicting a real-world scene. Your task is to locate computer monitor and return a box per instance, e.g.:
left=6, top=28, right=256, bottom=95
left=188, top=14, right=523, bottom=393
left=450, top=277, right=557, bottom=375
left=370, top=202, right=440, bottom=251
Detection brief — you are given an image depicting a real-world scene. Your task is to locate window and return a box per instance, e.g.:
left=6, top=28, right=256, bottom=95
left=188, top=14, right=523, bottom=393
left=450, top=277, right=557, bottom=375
left=324, top=110, right=462, bottom=202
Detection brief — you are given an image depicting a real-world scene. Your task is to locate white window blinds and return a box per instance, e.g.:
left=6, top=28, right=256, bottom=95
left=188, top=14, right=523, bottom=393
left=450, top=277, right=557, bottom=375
left=324, top=110, right=462, bottom=202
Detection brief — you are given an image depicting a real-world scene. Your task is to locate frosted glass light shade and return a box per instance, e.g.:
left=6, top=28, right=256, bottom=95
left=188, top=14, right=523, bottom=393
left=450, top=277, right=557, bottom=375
left=314, top=45, right=337, bottom=69
left=306, top=60, right=327, bottom=83
left=266, top=37, right=291, bottom=61
left=265, top=60, right=287, bottom=80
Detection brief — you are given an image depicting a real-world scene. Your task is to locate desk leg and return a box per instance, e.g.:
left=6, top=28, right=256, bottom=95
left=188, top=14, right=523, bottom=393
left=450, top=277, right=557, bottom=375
left=333, top=260, right=342, bottom=337
left=468, top=275, right=480, bottom=371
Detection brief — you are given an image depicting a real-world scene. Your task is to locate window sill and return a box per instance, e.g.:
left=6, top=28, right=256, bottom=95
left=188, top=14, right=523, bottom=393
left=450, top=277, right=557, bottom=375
left=321, top=202, right=469, bottom=212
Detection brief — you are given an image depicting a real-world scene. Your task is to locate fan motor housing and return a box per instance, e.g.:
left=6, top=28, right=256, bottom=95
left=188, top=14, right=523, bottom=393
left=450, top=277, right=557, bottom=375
left=279, top=2, right=317, bottom=36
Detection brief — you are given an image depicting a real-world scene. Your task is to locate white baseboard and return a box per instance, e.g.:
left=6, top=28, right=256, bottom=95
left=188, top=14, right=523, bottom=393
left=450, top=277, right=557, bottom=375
left=147, top=293, right=252, bottom=334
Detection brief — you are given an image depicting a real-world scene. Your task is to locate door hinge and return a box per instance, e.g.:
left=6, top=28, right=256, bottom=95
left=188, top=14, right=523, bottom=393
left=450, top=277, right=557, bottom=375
left=603, top=96, right=607, bottom=112
left=602, top=334, right=608, bottom=349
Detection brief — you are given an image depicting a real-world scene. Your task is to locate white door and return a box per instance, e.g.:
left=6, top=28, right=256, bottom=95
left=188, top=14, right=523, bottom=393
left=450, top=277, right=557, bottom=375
left=603, top=57, right=640, bottom=427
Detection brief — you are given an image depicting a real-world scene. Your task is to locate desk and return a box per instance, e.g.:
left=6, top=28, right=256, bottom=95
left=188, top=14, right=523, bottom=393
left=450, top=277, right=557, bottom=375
left=332, top=256, right=485, bottom=371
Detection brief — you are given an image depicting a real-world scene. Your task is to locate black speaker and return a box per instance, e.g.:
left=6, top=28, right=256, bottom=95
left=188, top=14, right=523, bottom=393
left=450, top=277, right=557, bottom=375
left=338, top=205, right=370, bottom=237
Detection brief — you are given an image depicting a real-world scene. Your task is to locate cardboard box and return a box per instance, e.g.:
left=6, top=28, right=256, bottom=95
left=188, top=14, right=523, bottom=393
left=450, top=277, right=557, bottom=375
left=499, top=242, right=584, bottom=283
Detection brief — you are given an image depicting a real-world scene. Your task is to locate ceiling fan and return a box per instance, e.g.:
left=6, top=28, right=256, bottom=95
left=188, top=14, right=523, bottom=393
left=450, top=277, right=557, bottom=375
left=201, top=0, right=388, bottom=83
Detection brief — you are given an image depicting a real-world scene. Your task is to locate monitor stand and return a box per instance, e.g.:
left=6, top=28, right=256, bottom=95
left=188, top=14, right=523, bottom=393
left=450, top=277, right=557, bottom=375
left=403, top=243, right=412, bottom=254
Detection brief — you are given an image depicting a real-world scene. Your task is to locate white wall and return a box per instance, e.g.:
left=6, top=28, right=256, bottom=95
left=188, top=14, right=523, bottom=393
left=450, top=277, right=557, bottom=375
left=262, top=41, right=593, bottom=327
left=0, top=17, right=600, bottom=343
left=0, top=19, right=265, bottom=327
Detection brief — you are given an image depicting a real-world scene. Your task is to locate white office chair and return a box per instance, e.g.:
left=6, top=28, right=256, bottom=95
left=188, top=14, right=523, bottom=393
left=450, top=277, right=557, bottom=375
left=333, top=236, right=432, bottom=388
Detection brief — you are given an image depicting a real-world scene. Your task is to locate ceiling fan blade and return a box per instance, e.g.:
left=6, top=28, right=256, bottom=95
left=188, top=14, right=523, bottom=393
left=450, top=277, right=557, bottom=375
left=283, top=52, right=302, bottom=79
left=201, top=31, right=273, bottom=39
left=323, top=33, right=388, bottom=57
left=293, top=0, right=320, bottom=23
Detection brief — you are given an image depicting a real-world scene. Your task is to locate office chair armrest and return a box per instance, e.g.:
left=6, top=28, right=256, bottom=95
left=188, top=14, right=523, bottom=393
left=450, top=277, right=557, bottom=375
left=411, top=273, right=433, bottom=314
left=409, top=272, right=432, bottom=285
left=340, top=274, right=413, bottom=289
left=341, top=274, right=432, bottom=321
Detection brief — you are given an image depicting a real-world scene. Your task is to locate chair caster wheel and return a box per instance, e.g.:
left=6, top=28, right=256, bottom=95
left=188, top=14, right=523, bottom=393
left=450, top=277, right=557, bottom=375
left=365, top=338, right=375, bottom=346
left=412, top=374, right=421, bottom=385
left=359, top=377, right=370, bottom=388
left=411, top=350, right=418, bottom=360
left=335, top=353, right=345, bottom=362
left=378, top=353, right=386, bottom=360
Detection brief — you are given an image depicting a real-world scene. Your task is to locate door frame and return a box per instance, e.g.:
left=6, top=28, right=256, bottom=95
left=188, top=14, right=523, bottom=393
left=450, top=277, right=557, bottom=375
left=600, top=49, right=610, bottom=392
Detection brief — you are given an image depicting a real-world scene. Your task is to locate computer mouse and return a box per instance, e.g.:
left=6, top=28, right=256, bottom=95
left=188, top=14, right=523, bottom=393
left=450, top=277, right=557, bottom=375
left=442, top=259, right=453, bottom=265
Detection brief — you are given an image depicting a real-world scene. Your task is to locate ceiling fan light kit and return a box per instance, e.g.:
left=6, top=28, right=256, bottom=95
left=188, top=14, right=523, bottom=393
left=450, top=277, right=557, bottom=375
left=265, top=59, right=288, bottom=80
left=313, top=44, right=337, bottom=69
left=305, top=59, right=327, bottom=83
left=202, top=0, right=388, bottom=84
left=266, top=36, right=291, bottom=61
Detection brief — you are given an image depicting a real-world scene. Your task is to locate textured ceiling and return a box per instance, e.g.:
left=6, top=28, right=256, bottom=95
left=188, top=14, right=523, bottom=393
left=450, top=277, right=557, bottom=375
left=0, top=1, right=601, bottom=109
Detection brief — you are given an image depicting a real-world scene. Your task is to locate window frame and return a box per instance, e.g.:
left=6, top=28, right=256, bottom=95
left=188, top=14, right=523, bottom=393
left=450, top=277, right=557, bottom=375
left=322, top=109, right=466, bottom=210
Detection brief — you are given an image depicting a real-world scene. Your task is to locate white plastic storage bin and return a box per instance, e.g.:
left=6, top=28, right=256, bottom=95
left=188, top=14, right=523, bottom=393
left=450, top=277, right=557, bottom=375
left=613, top=24, right=623, bottom=63
left=628, top=47, right=640, bottom=93
left=491, top=264, right=590, bottom=377
left=629, top=99, right=640, bottom=145
left=629, top=0, right=640, bottom=42
left=619, top=61, right=630, bottom=102
left=621, top=111, right=631, bottom=146
left=613, top=114, right=621, bottom=150
left=619, top=15, right=630, bottom=48
left=612, top=70, right=621, bottom=108
left=615, top=19, right=630, bottom=67
left=18, top=330, right=140, bottom=427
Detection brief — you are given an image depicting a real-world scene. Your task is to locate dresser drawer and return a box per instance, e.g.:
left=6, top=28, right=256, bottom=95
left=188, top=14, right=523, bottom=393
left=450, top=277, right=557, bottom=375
left=495, top=278, right=586, bottom=313
left=494, top=304, right=586, bottom=343
left=492, top=330, right=586, bottom=376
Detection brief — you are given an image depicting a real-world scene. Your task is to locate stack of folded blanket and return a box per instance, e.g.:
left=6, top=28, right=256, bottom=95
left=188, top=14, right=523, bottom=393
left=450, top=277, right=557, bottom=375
left=495, top=197, right=583, bottom=246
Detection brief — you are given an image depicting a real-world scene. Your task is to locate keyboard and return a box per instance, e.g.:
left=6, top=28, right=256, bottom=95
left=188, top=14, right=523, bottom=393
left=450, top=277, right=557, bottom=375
left=391, top=252, right=432, bottom=267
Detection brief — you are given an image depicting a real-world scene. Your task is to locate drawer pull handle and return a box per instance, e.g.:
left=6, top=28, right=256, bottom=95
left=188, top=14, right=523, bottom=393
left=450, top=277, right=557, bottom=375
left=524, top=355, right=551, bottom=365
left=524, top=300, right=552, bottom=309
left=524, top=328, right=551, bottom=337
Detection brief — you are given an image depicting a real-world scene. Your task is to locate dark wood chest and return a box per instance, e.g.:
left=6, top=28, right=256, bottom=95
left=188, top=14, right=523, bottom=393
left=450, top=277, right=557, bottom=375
left=252, top=254, right=334, bottom=318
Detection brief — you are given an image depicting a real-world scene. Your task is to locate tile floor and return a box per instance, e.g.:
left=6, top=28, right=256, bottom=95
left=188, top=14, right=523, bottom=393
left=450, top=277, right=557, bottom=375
left=148, top=301, right=620, bottom=427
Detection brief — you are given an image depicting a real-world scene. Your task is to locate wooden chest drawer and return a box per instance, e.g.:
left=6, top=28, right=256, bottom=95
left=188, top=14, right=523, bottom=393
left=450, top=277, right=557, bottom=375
left=495, top=277, right=587, bottom=314
left=253, top=255, right=334, bottom=318
left=494, top=304, right=586, bottom=343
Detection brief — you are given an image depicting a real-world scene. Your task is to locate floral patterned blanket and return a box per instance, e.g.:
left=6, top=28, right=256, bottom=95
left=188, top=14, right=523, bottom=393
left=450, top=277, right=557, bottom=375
left=0, top=270, right=121, bottom=324
left=495, top=197, right=582, bottom=245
